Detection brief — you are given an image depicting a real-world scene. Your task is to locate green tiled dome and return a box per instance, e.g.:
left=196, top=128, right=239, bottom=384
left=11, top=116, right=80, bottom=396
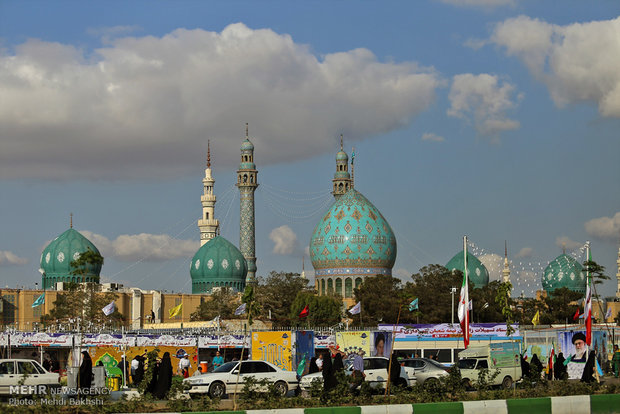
left=446, top=250, right=489, bottom=288
left=310, top=188, right=396, bottom=277
left=542, top=253, right=586, bottom=294
left=40, top=228, right=102, bottom=289
left=190, top=236, right=247, bottom=293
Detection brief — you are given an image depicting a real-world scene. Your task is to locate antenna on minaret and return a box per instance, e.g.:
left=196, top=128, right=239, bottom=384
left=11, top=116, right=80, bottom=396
left=505, top=240, right=507, bottom=258
left=562, top=243, right=566, bottom=255
left=246, top=123, right=249, bottom=138
left=70, top=213, right=73, bottom=229
left=207, top=140, right=211, bottom=168
left=351, top=146, right=355, bottom=189
left=340, top=134, right=343, bottom=150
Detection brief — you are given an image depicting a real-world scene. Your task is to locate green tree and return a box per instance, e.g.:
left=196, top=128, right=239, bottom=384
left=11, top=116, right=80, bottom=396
left=242, top=285, right=260, bottom=327
left=289, top=291, right=342, bottom=327
left=470, top=281, right=508, bottom=323
left=70, top=248, right=104, bottom=283
left=543, top=287, right=582, bottom=324
left=402, top=265, right=463, bottom=323
left=352, top=274, right=403, bottom=325
left=495, top=281, right=516, bottom=336
left=254, top=271, right=309, bottom=324
left=190, top=287, right=240, bottom=321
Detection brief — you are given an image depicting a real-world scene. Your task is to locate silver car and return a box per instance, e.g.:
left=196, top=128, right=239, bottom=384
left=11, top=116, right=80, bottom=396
left=400, top=358, right=449, bottom=385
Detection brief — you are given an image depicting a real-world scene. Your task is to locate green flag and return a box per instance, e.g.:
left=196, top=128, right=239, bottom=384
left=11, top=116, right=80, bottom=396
left=32, top=293, right=45, bottom=308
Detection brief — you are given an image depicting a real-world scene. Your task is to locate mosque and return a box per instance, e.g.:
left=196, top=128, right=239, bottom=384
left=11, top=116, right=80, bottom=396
left=37, top=127, right=617, bottom=320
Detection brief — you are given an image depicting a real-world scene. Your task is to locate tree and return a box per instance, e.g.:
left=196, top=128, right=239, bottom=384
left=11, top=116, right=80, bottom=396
left=495, top=281, right=516, bottom=336
left=402, top=265, right=463, bottom=323
left=470, top=281, right=509, bottom=323
left=70, top=248, right=104, bottom=283
left=190, top=287, right=240, bottom=321
left=242, top=285, right=260, bottom=327
left=289, top=291, right=342, bottom=327
left=542, top=287, right=582, bottom=324
left=353, top=274, right=403, bottom=325
left=254, top=271, right=309, bottom=325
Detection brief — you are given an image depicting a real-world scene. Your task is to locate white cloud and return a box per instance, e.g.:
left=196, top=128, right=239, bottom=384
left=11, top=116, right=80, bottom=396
left=479, top=253, right=503, bottom=282
left=490, top=15, right=620, bottom=117
left=584, top=212, right=620, bottom=243
left=555, top=236, right=583, bottom=252
left=421, top=132, right=445, bottom=142
left=515, top=247, right=533, bottom=259
left=448, top=73, right=521, bottom=137
left=79, top=231, right=198, bottom=262
left=0, top=251, right=28, bottom=266
left=269, top=225, right=299, bottom=255
left=440, top=0, right=515, bottom=8
left=393, top=267, right=412, bottom=281
left=0, top=23, right=440, bottom=180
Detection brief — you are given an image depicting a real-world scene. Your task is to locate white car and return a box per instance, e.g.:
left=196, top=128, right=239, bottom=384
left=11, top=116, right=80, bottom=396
left=0, top=359, right=60, bottom=396
left=183, top=360, right=298, bottom=398
left=299, top=356, right=416, bottom=393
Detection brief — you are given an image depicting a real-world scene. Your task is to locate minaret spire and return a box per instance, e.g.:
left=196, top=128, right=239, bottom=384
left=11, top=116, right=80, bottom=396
left=351, top=146, right=355, bottom=189
left=332, top=135, right=351, bottom=200
left=502, top=240, right=511, bottom=284
left=70, top=213, right=73, bottom=229
left=198, top=143, right=219, bottom=245
left=615, top=242, right=620, bottom=299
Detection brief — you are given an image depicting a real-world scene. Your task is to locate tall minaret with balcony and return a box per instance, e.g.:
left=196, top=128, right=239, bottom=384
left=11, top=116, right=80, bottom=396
left=237, top=124, right=258, bottom=283
left=332, top=135, right=352, bottom=200
left=502, top=241, right=511, bottom=284
left=198, top=141, right=219, bottom=245
left=616, top=244, right=620, bottom=299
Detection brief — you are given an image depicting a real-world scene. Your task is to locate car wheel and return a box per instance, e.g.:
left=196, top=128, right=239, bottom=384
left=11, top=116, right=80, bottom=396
left=209, top=381, right=225, bottom=399
left=502, top=376, right=513, bottom=389
left=274, top=381, right=288, bottom=396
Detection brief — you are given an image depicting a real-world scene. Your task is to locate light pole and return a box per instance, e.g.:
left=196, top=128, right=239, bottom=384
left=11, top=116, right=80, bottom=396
left=450, top=287, right=457, bottom=324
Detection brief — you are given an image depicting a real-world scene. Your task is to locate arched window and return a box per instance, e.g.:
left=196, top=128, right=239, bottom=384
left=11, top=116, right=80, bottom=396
left=321, top=279, right=326, bottom=295
left=243, top=174, right=248, bottom=183
left=250, top=175, right=254, bottom=183
left=327, top=278, right=334, bottom=295
left=338, top=183, right=343, bottom=191
left=335, top=278, right=342, bottom=296
left=345, top=278, right=353, bottom=298
left=205, top=212, right=209, bottom=220
left=355, top=277, right=363, bottom=290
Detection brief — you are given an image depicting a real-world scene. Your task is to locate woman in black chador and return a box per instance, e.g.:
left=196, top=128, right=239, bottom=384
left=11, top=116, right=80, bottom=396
left=154, top=352, right=173, bottom=399
left=308, top=357, right=319, bottom=374
left=322, top=351, right=337, bottom=393
left=79, top=351, right=92, bottom=391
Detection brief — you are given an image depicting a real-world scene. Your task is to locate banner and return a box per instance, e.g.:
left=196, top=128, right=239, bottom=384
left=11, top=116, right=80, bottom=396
left=314, top=334, right=336, bottom=348
left=136, top=334, right=197, bottom=347
left=379, top=323, right=520, bottom=340
left=198, top=334, right=249, bottom=348
left=371, top=331, right=392, bottom=357
left=335, top=331, right=371, bottom=355
left=294, top=331, right=314, bottom=370
left=82, top=334, right=136, bottom=347
left=9, top=332, right=73, bottom=347
left=252, top=331, right=292, bottom=371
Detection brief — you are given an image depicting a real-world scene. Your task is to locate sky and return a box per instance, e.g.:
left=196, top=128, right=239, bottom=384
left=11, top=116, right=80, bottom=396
left=1, top=0, right=619, bottom=298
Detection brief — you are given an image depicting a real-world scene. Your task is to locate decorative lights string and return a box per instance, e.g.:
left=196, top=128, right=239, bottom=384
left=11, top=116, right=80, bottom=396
left=466, top=238, right=588, bottom=297
left=259, top=187, right=333, bottom=222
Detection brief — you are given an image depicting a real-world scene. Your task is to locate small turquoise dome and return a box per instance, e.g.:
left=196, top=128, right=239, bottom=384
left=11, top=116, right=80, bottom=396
left=336, top=150, right=348, bottom=161
left=190, top=236, right=247, bottom=293
left=40, top=228, right=102, bottom=289
left=542, top=253, right=586, bottom=294
left=310, top=188, right=396, bottom=277
left=241, top=138, right=254, bottom=151
left=446, top=251, right=489, bottom=288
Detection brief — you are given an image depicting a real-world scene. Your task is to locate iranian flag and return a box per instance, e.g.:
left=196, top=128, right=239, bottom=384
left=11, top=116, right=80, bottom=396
left=457, top=236, right=470, bottom=349
left=548, top=343, right=555, bottom=379
left=585, top=243, right=593, bottom=346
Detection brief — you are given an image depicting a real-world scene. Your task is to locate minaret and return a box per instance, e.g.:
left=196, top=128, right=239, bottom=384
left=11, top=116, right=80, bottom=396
left=616, top=244, right=620, bottom=299
left=502, top=241, right=511, bottom=284
left=198, top=141, right=219, bottom=245
left=237, top=123, right=258, bottom=283
left=301, top=256, right=306, bottom=279
left=332, top=135, right=351, bottom=200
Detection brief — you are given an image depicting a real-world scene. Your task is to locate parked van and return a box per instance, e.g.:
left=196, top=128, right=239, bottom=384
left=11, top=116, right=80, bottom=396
left=457, top=341, right=521, bottom=389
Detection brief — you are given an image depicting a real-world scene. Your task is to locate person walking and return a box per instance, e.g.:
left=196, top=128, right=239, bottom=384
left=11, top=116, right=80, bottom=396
left=155, top=352, right=173, bottom=399
left=79, top=351, right=92, bottom=391
left=612, top=345, right=620, bottom=378
left=212, top=351, right=224, bottom=371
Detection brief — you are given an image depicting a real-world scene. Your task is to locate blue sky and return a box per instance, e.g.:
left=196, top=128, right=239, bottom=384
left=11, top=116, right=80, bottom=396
left=1, top=0, right=619, bottom=297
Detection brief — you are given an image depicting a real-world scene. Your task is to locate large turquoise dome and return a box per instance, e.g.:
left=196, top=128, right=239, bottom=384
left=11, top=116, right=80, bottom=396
left=542, top=253, right=586, bottom=294
left=40, top=228, right=102, bottom=289
left=190, top=236, right=247, bottom=293
left=310, top=189, right=396, bottom=282
left=446, top=250, right=489, bottom=288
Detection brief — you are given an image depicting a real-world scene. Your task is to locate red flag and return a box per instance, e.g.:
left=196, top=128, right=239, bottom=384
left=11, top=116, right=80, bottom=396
left=548, top=344, right=555, bottom=379
left=573, top=308, right=580, bottom=321
left=299, top=305, right=309, bottom=318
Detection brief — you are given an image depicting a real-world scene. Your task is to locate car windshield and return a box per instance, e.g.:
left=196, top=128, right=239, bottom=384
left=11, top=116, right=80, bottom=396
left=213, top=361, right=238, bottom=373
left=426, top=359, right=449, bottom=370
left=457, top=359, right=477, bottom=370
